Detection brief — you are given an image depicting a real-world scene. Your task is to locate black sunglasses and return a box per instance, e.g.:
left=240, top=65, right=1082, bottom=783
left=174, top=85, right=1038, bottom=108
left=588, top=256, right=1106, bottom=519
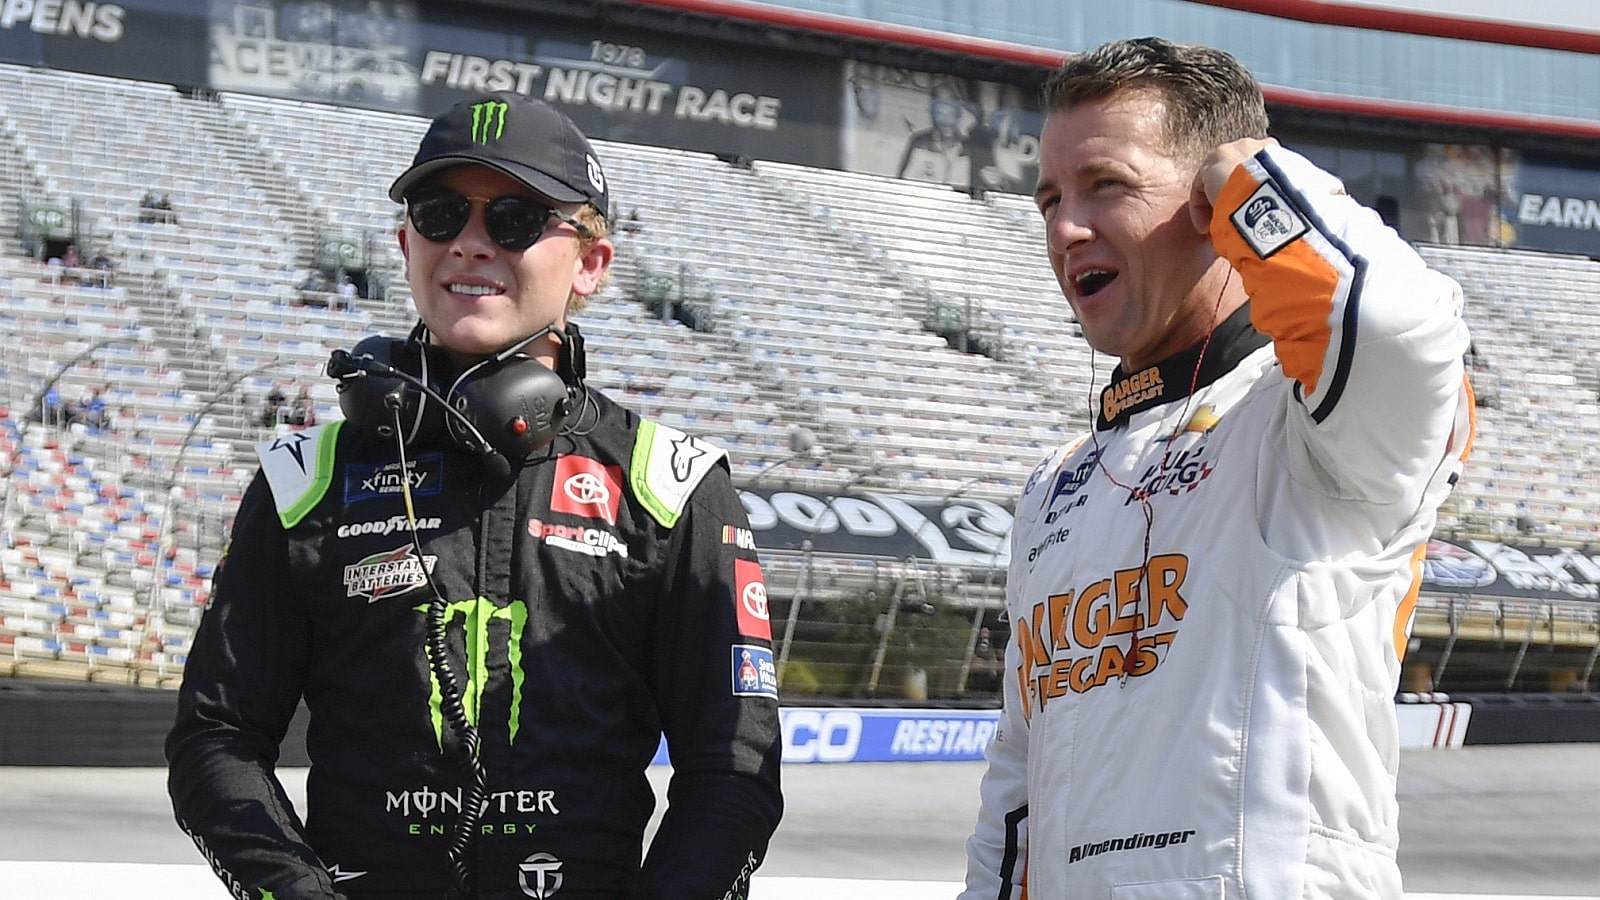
left=406, top=190, right=592, bottom=251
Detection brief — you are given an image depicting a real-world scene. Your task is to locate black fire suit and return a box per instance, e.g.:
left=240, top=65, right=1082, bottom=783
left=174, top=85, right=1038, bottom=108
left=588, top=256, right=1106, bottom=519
left=167, top=388, right=784, bottom=899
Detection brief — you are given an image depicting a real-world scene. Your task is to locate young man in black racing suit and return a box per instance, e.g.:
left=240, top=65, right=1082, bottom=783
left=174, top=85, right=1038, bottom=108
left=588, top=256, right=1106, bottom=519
left=167, top=92, right=783, bottom=900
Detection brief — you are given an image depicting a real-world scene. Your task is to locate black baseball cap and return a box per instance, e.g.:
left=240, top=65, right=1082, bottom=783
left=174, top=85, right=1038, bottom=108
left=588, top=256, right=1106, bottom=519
left=389, top=92, right=609, bottom=217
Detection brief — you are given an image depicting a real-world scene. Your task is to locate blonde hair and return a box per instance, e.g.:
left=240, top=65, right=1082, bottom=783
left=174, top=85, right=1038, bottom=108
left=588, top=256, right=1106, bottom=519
left=568, top=205, right=611, bottom=314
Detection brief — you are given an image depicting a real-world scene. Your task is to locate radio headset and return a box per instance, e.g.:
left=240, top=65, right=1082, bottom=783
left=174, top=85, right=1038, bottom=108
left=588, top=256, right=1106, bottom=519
left=324, top=320, right=591, bottom=899
left=326, top=319, right=590, bottom=464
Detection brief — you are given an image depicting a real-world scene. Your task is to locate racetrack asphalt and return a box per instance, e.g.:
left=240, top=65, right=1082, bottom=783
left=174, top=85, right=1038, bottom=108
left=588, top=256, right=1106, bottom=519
left=1, top=743, right=1596, bottom=898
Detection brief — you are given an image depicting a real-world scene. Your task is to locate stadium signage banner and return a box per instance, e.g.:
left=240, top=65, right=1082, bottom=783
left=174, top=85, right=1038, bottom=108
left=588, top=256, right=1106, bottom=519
left=0, top=0, right=1041, bottom=192
left=0, top=0, right=205, bottom=79
left=651, top=703, right=1465, bottom=763
left=649, top=707, right=1000, bottom=764
left=739, top=489, right=1594, bottom=603
left=739, top=489, right=1012, bottom=570
left=1504, top=153, right=1600, bottom=256
left=201, top=0, right=841, bottom=166
left=1425, top=537, right=1600, bottom=602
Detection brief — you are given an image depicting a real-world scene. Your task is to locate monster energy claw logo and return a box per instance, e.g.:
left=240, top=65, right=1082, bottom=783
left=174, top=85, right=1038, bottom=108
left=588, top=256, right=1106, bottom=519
left=419, top=597, right=528, bottom=748
left=471, top=101, right=508, bottom=144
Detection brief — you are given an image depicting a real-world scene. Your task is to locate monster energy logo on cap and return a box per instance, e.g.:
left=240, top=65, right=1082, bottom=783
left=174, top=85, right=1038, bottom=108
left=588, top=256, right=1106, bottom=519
left=389, top=91, right=611, bottom=213
left=470, top=100, right=508, bottom=144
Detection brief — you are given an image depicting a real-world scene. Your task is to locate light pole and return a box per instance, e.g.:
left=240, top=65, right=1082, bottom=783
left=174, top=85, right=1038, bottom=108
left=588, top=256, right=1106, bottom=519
left=137, top=357, right=281, bottom=684
left=956, top=516, right=1012, bottom=695
left=772, top=461, right=905, bottom=686
left=0, top=337, right=130, bottom=512
left=773, top=490, right=840, bottom=685
left=21, top=336, right=128, bottom=433
left=750, top=425, right=821, bottom=488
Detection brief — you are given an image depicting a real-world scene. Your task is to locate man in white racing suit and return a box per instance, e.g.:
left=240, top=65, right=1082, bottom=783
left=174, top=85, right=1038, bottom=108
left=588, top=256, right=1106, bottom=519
left=962, top=38, right=1474, bottom=899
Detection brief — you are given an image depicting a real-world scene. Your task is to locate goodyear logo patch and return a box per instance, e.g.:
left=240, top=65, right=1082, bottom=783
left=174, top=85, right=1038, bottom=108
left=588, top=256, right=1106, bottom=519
left=1231, top=182, right=1308, bottom=258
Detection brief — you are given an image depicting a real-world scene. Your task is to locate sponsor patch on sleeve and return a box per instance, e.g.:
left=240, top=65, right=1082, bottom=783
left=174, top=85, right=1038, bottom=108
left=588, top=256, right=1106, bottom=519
left=1230, top=181, right=1308, bottom=258
left=732, top=644, right=779, bottom=699
left=734, top=558, right=772, bottom=640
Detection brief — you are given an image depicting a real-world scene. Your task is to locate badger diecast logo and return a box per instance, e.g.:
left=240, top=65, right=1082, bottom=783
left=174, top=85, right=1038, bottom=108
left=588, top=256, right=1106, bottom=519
left=1232, top=181, right=1308, bottom=258
left=344, top=545, right=438, bottom=601
left=1014, top=553, right=1191, bottom=721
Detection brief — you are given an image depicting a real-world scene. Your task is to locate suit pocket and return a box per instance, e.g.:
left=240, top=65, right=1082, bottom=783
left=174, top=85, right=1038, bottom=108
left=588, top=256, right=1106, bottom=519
left=1111, top=874, right=1225, bottom=899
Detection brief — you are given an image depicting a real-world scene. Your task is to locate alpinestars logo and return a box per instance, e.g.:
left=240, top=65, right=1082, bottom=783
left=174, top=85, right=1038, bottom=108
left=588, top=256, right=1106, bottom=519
left=344, top=545, right=438, bottom=602
left=472, top=100, right=508, bottom=143
left=670, top=434, right=708, bottom=481
left=268, top=431, right=314, bottom=474
left=418, top=597, right=528, bottom=748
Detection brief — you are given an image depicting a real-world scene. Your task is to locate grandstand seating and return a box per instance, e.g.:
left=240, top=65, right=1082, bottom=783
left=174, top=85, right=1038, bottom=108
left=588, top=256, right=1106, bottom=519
left=1, top=66, right=1597, bottom=685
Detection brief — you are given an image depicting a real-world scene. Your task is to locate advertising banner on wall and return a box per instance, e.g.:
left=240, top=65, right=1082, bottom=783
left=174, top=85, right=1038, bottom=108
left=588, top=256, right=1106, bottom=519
left=0, top=0, right=1043, bottom=187
left=207, top=0, right=423, bottom=110
left=427, top=26, right=839, bottom=165
left=646, top=702, right=1468, bottom=764
left=739, top=488, right=1599, bottom=605
left=1424, top=537, right=1600, bottom=603
left=1416, top=141, right=1600, bottom=257
left=1501, top=152, right=1600, bottom=257
left=0, top=0, right=206, bottom=82
left=202, top=0, right=843, bottom=166
left=840, top=60, right=1042, bottom=196
left=1413, top=143, right=1506, bottom=248
left=739, top=489, right=1014, bottom=571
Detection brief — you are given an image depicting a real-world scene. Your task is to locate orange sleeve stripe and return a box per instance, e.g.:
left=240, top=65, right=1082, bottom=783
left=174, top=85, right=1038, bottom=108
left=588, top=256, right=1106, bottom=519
left=1394, top=543, right=1427, bottom=661
left=1456, top=373, right=1478, bottom=463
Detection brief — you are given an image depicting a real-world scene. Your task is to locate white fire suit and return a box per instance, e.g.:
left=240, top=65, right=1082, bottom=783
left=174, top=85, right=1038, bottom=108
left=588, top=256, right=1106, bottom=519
left=962, top=147, right=1475, bottom=899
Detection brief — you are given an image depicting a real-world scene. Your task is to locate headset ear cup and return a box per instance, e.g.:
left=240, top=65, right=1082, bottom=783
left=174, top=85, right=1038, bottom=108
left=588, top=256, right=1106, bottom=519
left=450, top=355, right=573, bottom=458
left=334, top=336, right=444, bottom=444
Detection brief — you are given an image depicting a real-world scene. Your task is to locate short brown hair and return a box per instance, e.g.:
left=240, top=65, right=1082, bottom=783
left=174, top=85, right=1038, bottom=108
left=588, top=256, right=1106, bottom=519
left=1042, top=37, right=1269, bottom=161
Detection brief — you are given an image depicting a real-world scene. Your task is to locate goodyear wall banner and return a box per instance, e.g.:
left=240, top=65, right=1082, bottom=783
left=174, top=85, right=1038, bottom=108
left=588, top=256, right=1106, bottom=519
left=739, top=489, right=1014, bottom=571
left=739, top=488, right=1600, bottom=605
